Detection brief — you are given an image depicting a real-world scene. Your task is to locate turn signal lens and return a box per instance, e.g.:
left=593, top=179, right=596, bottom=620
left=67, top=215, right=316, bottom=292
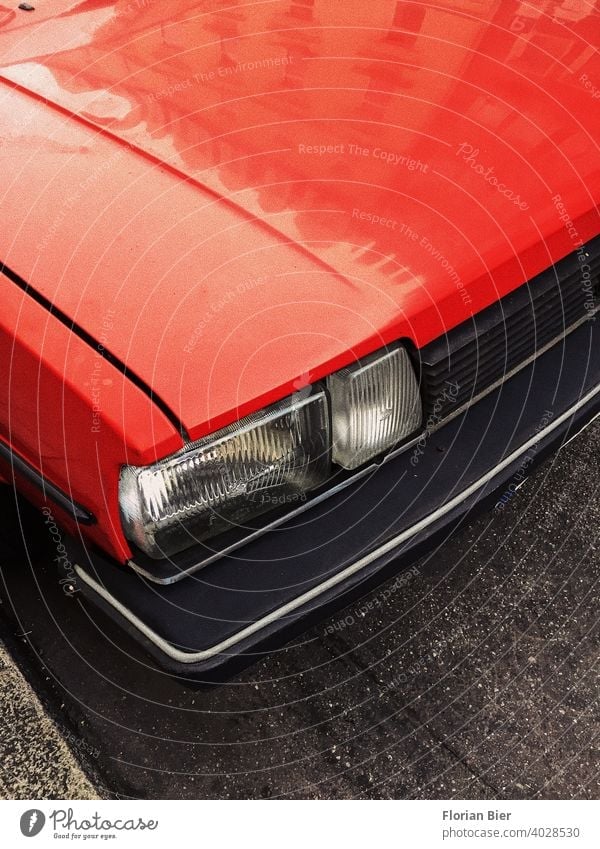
left=119, top=392, right=330, bottom=558
left=326, top=346, right=422, bottom=470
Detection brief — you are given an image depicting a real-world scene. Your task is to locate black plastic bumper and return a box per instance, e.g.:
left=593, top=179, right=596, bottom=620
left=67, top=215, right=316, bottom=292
left=71, top=319, right=600, bottom=677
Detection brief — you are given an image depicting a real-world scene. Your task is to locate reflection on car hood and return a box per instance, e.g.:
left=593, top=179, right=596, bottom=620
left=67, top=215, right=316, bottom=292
left=0, top=0, right=599, bottom=438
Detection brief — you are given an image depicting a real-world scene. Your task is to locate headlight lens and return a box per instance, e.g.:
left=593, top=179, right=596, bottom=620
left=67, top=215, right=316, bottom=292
left=119, top=391, right=330, bottom=558
left=326, top=345, right=422, bottom=469
left=119, top=343, right=424, bottom=560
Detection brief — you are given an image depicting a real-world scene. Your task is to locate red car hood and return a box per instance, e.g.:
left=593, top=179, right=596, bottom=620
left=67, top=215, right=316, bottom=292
left=0, top=0, right=599, bottom=441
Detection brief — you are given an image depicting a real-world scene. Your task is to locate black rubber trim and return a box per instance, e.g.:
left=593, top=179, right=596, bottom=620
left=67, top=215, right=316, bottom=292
left=0, top=436, right=94, bottom=524
left=71, top=318, right=600, bottom=679
left=127, top=308, right=593, bottom=585
left=0, top=261, right=189, bottom=440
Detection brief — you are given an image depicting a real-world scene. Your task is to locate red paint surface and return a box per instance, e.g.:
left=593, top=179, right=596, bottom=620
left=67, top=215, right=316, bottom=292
left=0, top=283, right=181, bottom=560
left=0, top=1, right=598, bottom=561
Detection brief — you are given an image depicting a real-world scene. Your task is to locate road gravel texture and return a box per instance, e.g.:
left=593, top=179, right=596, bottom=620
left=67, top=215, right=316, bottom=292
left=0, top=639, right=98, bottom=799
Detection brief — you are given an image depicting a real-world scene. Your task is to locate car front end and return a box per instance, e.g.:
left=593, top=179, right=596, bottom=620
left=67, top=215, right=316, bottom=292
left=0, top=0, right=598, bottom=675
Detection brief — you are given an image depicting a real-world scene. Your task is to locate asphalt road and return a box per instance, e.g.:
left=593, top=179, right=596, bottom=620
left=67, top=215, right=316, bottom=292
left=0, top=418, right=598, bottom=800
left=0, top=636, right=98, bottom=800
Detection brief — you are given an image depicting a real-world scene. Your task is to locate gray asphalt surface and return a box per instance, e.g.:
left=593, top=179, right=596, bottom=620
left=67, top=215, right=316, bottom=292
left=0, top=418, right=598, bottom=800
left=0, top=639, right=98, bottom=800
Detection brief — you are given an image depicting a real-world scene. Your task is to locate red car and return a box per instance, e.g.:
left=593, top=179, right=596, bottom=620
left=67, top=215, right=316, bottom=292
left=0, top=1, right=598, bottom=674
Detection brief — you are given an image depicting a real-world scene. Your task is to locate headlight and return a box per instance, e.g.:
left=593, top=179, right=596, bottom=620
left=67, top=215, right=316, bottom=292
left=119, top=344, right=423, bottom=560
left=326, top=345, right=422, bottom=469
left=119, top=391, right=330, bottom=558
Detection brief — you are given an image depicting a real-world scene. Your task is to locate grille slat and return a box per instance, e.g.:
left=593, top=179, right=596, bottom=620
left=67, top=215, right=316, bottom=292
left=448, top=283, right=587, bottom=358
left=418, top=238, right=600, bottom=417
left=431, top=299, right=587, bottom=379
left=426, top=297, right=586, bottom=387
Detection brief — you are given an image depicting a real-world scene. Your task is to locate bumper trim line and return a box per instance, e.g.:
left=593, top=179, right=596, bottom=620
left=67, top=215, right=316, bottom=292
left=75, top=379, right=600, bottom=664
left=129, top=307, right=599, bottom=586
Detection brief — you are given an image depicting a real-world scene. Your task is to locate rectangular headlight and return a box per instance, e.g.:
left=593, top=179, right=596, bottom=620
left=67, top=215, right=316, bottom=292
left=119, top=391, right=330, bottom=559
left=326, top=345, right=422, bottom=470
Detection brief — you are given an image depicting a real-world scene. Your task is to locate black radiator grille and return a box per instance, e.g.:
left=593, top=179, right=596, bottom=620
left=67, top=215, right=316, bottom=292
left=418, top=236, right=600, bottom=419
